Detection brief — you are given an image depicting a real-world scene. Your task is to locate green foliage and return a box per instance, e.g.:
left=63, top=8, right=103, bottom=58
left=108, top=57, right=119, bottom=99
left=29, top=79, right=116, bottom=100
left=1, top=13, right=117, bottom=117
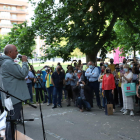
left=31, top=0, right=140, bottom=61
left=0, top=35, right=9, bottom=52
left=71, top=48, right=83, bottom=57
left=0, top=22, right=36, bottom=57
left=114, top=19, right=140, bottom=56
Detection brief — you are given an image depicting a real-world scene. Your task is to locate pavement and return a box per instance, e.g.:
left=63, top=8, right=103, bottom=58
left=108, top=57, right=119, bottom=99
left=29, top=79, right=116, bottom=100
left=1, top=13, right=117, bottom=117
left=17, top=100, right=140, bottom=140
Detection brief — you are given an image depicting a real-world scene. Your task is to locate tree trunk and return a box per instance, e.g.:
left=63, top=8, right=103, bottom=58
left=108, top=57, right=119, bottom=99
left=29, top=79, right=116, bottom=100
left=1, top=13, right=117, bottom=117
left=86, top=52, right=97, bottom=63
left=133, top=46, right=136, bottom=57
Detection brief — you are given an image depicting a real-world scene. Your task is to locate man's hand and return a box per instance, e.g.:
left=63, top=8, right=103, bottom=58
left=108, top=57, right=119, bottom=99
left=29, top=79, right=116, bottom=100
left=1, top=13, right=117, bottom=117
left=25, top=78, right=28, bottom=80
left=137, top=93, right=140, bottom=98
left=22, top=55, right=27, bottom=62
left=70, top=78, right=74, bottom=81
left=81, top=81, right=85, bottom=85
left=77, top=81, right=80, bottom=86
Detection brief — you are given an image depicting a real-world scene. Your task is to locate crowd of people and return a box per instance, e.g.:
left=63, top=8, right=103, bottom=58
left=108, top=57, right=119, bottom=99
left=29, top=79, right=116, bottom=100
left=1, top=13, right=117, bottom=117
left=1, top=58, right=140, bottom=117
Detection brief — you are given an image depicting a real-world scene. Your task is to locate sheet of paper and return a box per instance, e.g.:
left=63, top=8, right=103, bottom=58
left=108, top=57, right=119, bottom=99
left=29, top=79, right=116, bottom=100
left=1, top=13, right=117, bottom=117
left=0, top=110, right=7, bottom=131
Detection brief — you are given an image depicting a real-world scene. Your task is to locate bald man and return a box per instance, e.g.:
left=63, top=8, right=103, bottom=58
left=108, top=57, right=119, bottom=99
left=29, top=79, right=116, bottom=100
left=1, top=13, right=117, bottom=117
left=0, top=44, right=30, bottom=140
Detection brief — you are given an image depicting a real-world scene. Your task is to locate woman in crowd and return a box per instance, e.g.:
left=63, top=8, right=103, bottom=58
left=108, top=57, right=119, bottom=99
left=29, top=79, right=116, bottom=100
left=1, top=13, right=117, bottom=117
left=46, top=68, right=54, bottom=106
left=102, top=67, right=116, bottom=112
left=120, top=64, right=134, bottom=116
left=34, top=70, right=44, bottom=104
left=65, top=66, right=77, bottom=106
left=98, top=65, right=106, bottom=108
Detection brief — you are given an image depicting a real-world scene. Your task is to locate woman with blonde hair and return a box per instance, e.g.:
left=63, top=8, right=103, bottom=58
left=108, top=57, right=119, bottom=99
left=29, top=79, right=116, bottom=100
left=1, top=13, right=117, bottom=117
left=120, top=64, right=134, bottom=116
left=102, top=67, right=116, bottom=112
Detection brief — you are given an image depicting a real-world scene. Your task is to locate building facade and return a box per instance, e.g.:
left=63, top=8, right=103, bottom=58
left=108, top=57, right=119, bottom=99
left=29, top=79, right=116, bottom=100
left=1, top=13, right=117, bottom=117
left=0, top=0, right=28, bottom=35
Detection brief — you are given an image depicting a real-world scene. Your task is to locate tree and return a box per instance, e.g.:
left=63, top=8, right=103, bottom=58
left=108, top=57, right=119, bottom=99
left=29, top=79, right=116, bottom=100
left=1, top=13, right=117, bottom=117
left=0, top=35, right=8, bottom=52
left=0, top=22, right=36, bottom=57
left=114, top=19, right=140, bottom=57
left=31, top=0, right=140, bottom=62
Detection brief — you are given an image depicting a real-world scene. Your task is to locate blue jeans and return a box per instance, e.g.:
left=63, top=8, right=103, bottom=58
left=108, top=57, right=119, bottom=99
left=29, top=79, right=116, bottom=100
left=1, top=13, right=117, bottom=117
left=100, top=88, right=106, bottom=108
left=27, top=83, right=33, bottom=102
left=47, top=86, right=54, bottom=103
left=88, top=81, right=101, bottom=106
left=77, top=97, right=91, bottom=110
left=53, top=87, right=62, bottom=106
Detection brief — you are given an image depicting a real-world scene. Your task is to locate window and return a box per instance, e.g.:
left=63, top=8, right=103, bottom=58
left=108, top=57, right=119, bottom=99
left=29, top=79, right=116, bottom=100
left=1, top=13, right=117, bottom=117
left=1, top=20, right=11, bottom=25
left=0, top=12, right=10, bottom=18
left=1, top=28, right=11, bottom=34
left=8, top=6, right=11, bottom=10
left=12, top=7, right=16, bottom=11
left=12, top=14, right=17, bottom=19
left=3, top=6, right=6, bottom=9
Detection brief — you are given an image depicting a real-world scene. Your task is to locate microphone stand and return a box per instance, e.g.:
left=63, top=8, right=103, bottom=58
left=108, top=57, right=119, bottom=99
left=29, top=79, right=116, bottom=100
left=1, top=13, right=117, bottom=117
left=28, top=61, right=47, bottom=140
left=0, top=87, right=37, bottom=140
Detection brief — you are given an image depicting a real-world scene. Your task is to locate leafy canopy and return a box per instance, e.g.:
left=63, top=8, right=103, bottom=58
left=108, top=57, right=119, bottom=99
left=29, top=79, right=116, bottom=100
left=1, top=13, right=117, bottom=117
left=31, top=0, right=140, bottom=61
left=0, top=22, right=36, bottom=57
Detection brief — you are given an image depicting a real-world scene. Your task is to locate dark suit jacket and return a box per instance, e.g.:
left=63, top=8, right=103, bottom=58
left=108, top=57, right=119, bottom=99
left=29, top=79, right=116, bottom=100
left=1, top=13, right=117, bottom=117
left=73, top=85, right=93, bottom=107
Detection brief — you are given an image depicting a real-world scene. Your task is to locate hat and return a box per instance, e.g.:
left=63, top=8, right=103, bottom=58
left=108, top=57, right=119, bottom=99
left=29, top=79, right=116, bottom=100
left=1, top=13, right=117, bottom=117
left=78, top=70, right=81, bottom=73
left=45, top=67, right=48, bottom=71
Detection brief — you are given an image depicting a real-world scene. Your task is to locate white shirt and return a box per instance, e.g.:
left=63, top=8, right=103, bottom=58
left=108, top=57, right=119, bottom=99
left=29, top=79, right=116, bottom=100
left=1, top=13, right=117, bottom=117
left=85, top=67, right=99, bottom=82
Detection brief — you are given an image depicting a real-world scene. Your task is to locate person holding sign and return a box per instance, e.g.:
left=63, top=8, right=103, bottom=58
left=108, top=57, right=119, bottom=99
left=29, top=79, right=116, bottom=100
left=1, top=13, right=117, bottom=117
left=120, top=64, right=134, bottom=116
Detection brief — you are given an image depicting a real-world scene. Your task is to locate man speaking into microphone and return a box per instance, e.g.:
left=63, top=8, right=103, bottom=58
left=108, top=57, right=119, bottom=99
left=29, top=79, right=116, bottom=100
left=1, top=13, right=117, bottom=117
left=0, top=44, right=30, bottom=140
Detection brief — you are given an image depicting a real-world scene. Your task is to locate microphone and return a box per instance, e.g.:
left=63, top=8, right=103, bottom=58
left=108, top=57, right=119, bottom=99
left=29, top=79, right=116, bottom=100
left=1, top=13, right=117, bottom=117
left=18, top=55, right=22, bottom=59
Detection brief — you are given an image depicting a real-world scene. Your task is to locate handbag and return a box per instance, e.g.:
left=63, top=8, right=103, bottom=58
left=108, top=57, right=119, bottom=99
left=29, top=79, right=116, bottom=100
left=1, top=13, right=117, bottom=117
left=105, top=104, right=113, bottom=115
left=123, top=83, right=136, bottom=96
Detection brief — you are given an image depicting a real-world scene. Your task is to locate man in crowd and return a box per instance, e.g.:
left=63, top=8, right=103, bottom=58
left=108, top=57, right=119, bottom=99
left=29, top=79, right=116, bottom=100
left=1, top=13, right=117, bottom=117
left=85, top=61, right=102, bottom=109
left=51, top=65, right=65, bottom=109
left=73, top=81, right=92, bottom=112
left=25, top=70, right=34, bottom=104
left=108, top=58, right=115, bottom=73
left=0, top=44, right=30, bottom=140
left=40, top=66, right=48, bottom=103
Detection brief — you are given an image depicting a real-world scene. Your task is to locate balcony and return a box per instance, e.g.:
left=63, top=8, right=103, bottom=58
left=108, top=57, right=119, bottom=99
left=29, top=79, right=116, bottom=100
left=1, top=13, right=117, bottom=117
left=0, top=16, right=26, bottom=22
left=0, top=23, right=13, bottom=28
left=0, top=7, right=28, bottom=14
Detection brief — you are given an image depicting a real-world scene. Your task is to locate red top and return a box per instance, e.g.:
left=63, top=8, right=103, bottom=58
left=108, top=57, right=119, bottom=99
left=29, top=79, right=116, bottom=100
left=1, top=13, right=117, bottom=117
left=102, top=74, right=116, bottom=90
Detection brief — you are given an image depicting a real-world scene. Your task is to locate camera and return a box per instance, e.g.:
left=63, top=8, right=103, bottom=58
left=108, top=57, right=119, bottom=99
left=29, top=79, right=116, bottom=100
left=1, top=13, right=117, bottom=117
left=48, top=69, right=51, bottom=73
left=79, top=81, right=82, bottom=84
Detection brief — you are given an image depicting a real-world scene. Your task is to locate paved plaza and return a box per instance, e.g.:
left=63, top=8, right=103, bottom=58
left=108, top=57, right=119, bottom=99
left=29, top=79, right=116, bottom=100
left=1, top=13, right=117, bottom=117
left=17, top=101, right=140, bottom=140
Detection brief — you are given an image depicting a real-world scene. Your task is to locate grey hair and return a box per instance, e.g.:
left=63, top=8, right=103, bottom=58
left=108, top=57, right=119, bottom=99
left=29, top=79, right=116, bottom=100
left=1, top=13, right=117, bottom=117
left=89, top=61, right=94, bottom=64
